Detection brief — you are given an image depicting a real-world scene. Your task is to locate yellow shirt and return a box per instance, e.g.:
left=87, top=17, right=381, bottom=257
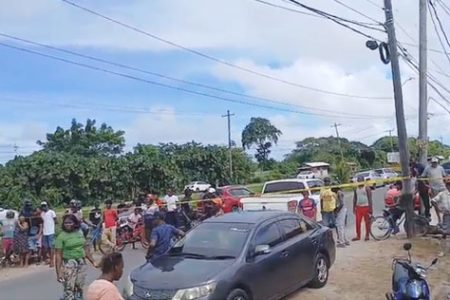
left=320, top=188, right=337, bottom=212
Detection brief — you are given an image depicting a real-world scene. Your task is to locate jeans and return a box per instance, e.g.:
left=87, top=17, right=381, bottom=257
left=322, top=212, right=336, bottom=228
left=336, top=208, right=349, bottom=244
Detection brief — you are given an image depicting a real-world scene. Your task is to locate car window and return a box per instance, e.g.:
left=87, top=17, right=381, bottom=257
left=374, top=169, right=383, bottom=175
left=356, top=172, right=370, bottom=178
left=278, top=218, right=305, bottom=240
left=263, top=182, right=305, bottom=193
left=229, top=188, right=252, bottom=197
left=216, top=188, right=223, bottom=196
left=198, top=181, right=207, bottom=185
left=171, top=222, right=251, bottom=257
left=306, top=180, right=323, bottom=194
left=253, top=222, right=283, bottom=247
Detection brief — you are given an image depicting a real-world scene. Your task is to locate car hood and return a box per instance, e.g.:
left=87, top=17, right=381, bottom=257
left=130, top=255, right=232, bottom=290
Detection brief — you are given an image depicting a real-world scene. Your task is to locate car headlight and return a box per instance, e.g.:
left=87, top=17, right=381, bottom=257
left=172, top=282, right=217, bottom=300
left=123, top=275, right=134, bottom=298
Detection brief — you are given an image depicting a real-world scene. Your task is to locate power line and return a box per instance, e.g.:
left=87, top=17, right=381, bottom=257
left=0, top=34, right=395, bottom=122
left=0, top=42, right=395, bottom=120
left=60, top=0, right=391, bottom=100
left=284, top=0, right=386, bottom=42
left=331, top=0, right=383, bottom=25
left=428, top=0, right=450, bottom=66
left=252, top=0, right=385, bottom=32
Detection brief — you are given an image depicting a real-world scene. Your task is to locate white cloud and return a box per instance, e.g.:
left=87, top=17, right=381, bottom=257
left=0, top=0, right=449, bottom=161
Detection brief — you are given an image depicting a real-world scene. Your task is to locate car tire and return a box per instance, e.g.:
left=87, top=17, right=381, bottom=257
left=226, top=289, right=250, bottom=300
left=308, top=253, right=329, bottom=289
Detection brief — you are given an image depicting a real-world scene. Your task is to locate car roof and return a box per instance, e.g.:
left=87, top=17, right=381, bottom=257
left=264, top=178, right=320, bottom=184
left=203, top=210, right=295, bottom=224
left=217, top=185, right=247, bottom=189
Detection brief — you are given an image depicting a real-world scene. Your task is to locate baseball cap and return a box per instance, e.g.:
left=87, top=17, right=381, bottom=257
left=40, top=201, right=48, bottom=206
left=431, top=157, right=439, bottom=163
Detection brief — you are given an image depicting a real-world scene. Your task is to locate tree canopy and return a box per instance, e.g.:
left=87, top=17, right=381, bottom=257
left=0, top=119, right=254, bottom=209
left=242, top=117, right=282, bottom=169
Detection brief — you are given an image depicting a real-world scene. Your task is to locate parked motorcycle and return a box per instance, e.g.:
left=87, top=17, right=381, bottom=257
left=386, top=243, right=438, bottom=300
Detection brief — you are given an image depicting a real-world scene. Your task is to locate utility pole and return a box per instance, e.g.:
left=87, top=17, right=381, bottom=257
left=386, top=129, right=395, bottom=152
left=418, top=0, right=428, bottom=166
left=222, top=110, right=235, bottom=183
left=384, top=0, right=414, bottom=238
left=332, top=123, right=344, bottom=161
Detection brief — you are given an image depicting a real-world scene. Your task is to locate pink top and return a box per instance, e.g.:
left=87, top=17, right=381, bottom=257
left=86, top=279, right=124, bottom=300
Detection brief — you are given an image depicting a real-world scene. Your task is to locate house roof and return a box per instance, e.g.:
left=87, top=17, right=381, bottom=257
left=303, top=162, right=330, bottom=168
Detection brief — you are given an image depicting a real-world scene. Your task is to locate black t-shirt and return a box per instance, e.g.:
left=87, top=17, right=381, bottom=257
left=89, top=208, right=102, bottom=226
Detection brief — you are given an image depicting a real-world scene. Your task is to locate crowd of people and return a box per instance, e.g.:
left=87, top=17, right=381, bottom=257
left=297, top=176, right=371, bottom=247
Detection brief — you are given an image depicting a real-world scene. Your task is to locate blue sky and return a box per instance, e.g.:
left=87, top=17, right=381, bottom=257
left=0, top=0, right=449, bottom=163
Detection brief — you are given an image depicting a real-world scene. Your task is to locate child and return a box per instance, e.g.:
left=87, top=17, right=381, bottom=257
left=0, top=210, right=16, bottom=264
left=298, top=191, right=317, bottom=221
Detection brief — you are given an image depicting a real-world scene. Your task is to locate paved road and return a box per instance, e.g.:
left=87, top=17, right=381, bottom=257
left=0, top=188, right=388, bottom=300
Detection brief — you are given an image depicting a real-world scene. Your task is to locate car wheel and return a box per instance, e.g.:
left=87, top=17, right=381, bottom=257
left=196, top=187, right=200, bottom=192
left=309, top=253, right=329, bottom=288
left=226, top=289, right=249, bottom=300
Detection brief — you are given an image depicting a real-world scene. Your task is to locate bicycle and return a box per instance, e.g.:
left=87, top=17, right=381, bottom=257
left=116, top=220, right=149, bottom=251
left=370, top=208, right=430, bottom=241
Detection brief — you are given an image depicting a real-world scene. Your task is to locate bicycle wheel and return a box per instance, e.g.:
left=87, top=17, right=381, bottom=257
left=115, top=229, right=127, bottom=252
left=370, top=216, right=392, bottom=241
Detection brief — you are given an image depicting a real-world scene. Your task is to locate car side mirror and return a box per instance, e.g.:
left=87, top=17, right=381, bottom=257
left=254, top=244, right=271, bottom=256
left=403, top=243, right=412, bottom=251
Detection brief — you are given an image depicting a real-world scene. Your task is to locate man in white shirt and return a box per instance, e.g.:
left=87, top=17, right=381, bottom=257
left=40, top=201, right=57, bottom=267
left=164, top=190, right=179, bottom=227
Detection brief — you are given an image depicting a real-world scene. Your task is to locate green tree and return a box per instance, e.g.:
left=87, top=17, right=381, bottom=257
left=38, top=118, right=125, bottom=156
left=242, top=117, right=282, bottom=170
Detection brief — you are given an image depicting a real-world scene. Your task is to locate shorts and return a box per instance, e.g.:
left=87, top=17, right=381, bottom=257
left=42, top=234, right=55, bottom=249
left=28, top=236, right=40, bottom=251
left=2, top=238, right=13, bottom=254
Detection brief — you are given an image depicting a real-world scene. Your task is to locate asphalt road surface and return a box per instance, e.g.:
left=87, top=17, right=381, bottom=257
left=0, top=187, right=388, bottom=300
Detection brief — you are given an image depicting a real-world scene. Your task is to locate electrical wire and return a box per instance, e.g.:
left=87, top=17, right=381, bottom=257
left=0, top=42, right=395, bottom=120
left=251, top=0, right=385, bottom=32
left=284, top=0, right=385, bottom=41
left=60, top=0, right=391, bottom=100
left=331, top=0, right=383, bottom=25
left=436, top=0, right=450, bottom=16
left=0, top=33, right=395, bottom=122
left=428, top=0, right=450, bottom=66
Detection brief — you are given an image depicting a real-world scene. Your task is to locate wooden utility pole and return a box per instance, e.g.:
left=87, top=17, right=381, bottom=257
left=418, top=0, right=428, bottom=165
left=384, top=0, right=414, bottom=238
left=222, top=110, right=235, bottom=183
left=332, top=123, right=344, bottom=161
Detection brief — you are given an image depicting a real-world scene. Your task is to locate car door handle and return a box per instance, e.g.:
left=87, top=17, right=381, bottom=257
left=281, top=250, right=289, bottom=258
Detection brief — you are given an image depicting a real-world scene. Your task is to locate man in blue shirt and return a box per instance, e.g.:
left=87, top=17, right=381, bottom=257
left=145, top=212, right=184, bottom=260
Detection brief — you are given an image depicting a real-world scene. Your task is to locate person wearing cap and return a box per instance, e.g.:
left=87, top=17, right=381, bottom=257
left=40, top=201, right=57, bottom=267
left=145, top=212, right=185, bottom=261
left=421, top=157, right=447, bottom=198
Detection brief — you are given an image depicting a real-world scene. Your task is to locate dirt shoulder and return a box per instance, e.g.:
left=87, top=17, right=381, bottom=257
left=288, top=236, right=450, bottom=300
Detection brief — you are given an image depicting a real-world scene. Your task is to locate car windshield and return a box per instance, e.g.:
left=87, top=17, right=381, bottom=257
left=356, top=172, right=370, bottom=178
left=229, top=188, right=252, bottom=197
left=263, top=181, right=305, bottom=193
left=169, top=222, right=252, bottom=258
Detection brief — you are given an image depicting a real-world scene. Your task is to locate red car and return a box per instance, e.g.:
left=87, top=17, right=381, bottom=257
left=217, top=185, right=254, bottom=213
